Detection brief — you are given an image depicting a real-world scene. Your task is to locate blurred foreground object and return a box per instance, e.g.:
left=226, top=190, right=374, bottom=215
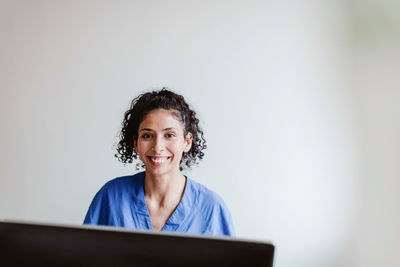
left=0, top=221, right=274, bottom=266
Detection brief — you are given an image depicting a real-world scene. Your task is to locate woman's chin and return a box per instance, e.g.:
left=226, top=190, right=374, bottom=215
left=144, top=164, right=179, bottom=177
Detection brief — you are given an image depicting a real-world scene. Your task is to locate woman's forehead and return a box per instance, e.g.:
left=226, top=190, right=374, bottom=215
left=139, top=109, right=183, bottom=129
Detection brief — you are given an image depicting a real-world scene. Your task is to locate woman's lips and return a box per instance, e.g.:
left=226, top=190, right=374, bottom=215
left=147, top=156, right=171, bottom=166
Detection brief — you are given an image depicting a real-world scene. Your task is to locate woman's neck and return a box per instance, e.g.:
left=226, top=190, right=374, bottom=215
left=144, top=170, right=186, bottom=206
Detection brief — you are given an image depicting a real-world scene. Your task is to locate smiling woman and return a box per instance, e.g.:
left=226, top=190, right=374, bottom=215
left=83, top=88, right=235, bottom=236
left=135, top=109, right=193, bottom=178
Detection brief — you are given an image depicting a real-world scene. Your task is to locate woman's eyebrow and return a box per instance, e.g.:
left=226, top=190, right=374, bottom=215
left=138, top=127, right=176, bottom=132
left=162, top=127, right=176, bottom=131
left=139, top=128, right=153, bottom=132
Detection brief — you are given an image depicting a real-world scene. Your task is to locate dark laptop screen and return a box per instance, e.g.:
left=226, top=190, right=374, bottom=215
left=0, top=221, right=274, bottom=266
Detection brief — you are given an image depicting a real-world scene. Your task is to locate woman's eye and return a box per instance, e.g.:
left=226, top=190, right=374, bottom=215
left=141, top=133, right=152, bottom=139
left=166, top=133, right=176, bottom=138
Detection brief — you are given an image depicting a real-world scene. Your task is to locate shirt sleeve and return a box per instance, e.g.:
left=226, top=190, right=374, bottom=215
left=205, top=199, right=235, bottom=237
left=214, top=204, right=235, bottom=237
left=83, top=186, right=110, bottom=225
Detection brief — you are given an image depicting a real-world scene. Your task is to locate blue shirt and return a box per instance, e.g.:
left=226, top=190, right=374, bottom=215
left=83, top=172, right=235, bottom=237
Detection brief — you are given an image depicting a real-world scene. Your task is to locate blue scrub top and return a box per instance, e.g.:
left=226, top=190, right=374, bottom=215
left=83, top=172, right=235, bottom=237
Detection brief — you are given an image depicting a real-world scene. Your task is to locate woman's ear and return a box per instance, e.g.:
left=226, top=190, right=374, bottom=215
left=184, top=132, right=193, bottom=152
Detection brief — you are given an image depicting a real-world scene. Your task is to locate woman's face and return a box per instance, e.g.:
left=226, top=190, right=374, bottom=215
left=134, top=109, right=192, bottom=176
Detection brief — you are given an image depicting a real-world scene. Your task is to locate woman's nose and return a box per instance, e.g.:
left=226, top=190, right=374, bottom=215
left=152, top=137, right=164, bottom=153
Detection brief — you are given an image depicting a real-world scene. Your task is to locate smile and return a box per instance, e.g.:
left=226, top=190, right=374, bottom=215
left=147, top=156, right=171, bottom=166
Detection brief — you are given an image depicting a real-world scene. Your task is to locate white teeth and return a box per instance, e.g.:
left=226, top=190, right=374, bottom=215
left=151, top=157, right=165, bottom=163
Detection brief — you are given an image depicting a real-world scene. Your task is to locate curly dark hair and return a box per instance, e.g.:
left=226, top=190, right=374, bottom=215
left=115, top=88, right=206, bottom=170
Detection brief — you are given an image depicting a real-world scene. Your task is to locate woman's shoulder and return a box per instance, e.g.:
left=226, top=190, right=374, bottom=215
left=187, top=177, right=228, bottom=209
left=186, top=177, right=235, bottom=236
left=100, top=172, right=144, bottom=193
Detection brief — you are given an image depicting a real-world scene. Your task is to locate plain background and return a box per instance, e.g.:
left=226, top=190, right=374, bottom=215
left=0, top=1, right=399, bottom=267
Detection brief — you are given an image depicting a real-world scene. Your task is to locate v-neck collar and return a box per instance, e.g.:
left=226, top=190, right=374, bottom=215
left=132, top=171, right=197, bottom=232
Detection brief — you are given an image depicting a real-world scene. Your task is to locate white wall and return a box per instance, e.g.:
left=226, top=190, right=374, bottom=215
left=341, top=1, right=400, bottom=266
left=0, top=1, right=398, bottom=267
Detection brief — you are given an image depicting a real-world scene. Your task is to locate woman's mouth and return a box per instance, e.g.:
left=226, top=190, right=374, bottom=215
left=147, top=156, right=171, bottom=166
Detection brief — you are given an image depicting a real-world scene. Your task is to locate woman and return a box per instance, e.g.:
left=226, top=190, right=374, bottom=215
left=84, top=88, right=235, bottom=237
